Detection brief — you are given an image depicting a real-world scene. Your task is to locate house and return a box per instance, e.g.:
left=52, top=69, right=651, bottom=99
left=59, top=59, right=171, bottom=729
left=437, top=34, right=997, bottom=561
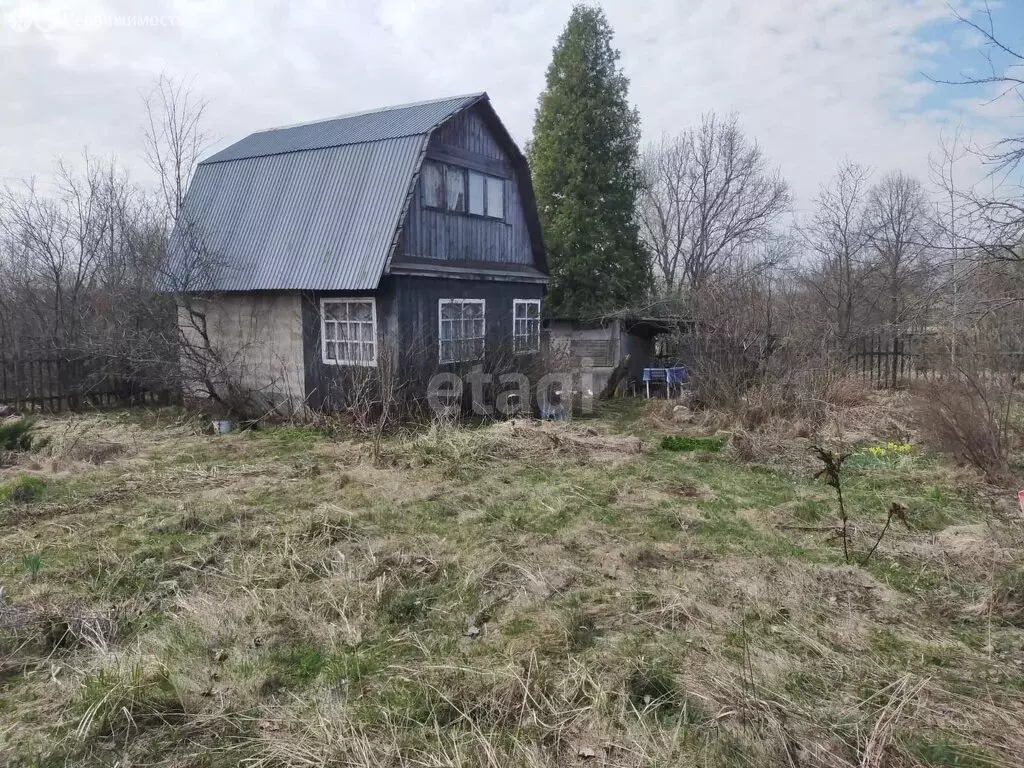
left=166, top=93, right=548, bottom=411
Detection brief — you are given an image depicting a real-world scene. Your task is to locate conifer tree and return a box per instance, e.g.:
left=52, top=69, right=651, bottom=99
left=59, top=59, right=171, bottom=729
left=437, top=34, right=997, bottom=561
left=530, top=5, right=649, bottom=316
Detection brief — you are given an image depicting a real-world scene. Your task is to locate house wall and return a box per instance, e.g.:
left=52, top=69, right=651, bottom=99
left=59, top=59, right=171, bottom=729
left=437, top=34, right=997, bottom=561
left=301, top=275, right=544, bottom=409
left=177, top=292, right=305, bottom=411
left=395, top=104, right=534, bottom=266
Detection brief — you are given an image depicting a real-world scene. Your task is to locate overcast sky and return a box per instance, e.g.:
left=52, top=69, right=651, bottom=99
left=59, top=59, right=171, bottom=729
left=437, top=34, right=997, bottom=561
left=1, top=0, right=1021, bottom=209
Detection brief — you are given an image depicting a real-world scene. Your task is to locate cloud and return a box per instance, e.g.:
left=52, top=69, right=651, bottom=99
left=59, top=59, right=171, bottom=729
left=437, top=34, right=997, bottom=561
left=0, top=0, right=1016, bottom=206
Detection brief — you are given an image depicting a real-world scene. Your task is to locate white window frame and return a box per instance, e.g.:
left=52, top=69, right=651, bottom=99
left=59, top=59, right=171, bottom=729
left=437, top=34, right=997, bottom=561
left=321, top=297, right=377, bottom=367
left=513, top=299, right=541, bottom=354
left=438, top=298, right=486, bottom=363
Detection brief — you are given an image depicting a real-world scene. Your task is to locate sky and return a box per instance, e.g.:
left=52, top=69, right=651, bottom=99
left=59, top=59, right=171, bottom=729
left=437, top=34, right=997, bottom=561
left=1, top=0, right=1022, bottom=210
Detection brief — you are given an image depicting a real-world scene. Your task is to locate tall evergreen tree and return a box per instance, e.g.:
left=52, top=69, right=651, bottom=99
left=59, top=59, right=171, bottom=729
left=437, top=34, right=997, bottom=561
left=530, top=5, right=649, bottom=317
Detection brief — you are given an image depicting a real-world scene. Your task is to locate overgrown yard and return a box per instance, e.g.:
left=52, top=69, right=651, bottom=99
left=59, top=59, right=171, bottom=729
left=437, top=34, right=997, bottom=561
left=2, top=396, right=1023, bottom=766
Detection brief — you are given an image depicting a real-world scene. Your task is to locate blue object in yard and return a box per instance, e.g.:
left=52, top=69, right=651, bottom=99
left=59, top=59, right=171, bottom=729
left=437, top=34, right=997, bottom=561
left=642, top=366, right=688, bottom=398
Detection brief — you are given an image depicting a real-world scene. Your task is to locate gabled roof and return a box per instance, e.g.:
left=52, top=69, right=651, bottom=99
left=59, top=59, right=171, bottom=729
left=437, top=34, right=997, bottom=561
left=167, top=93, right=532, bottom=293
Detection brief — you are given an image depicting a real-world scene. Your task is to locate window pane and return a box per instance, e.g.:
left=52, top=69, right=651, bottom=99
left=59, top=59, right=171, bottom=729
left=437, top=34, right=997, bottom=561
left=361, top=323, right=374, bottom=341
left=325, top=341, right=337, bottom=360
left=325, top=323, right=336, bottom=340
left=468, top=172, right=485, bottom=215
left=440, top=340, right=453, bottom=363
left=324, top=302, right=343, bottom=321
left=486, top=178, right=504, bottom=219
left=446, top=167, right=466, bottom=213
left=441, top=302, right=457, bottom=320
left=422, top=162, right=444, bottom=208
left=526, top=301, right=539, bottom=318
left=351, top=302, right=372, bottom=322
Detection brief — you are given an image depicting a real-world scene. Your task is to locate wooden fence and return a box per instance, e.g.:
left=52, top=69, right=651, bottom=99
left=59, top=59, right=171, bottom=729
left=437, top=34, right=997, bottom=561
left=849, top=333, right=1023, bottom=388
left=0, top=356, right=175, bottom=412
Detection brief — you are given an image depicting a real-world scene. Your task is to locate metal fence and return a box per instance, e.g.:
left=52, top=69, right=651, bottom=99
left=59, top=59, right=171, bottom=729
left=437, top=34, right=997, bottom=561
left=0, top=355, right=175, bottom=412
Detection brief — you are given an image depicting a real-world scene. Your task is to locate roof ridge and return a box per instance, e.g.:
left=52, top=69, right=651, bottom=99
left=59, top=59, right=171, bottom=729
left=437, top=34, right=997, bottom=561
left=249, top=92, right=487, bottom=136
left=199, top=132, right=424, bottom=165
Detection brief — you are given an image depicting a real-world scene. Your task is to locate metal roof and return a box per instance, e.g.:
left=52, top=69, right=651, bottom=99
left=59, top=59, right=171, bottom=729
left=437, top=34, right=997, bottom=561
left=167, top=94, right=487, bottom=292
left=202, top=93, right=485, bottom=164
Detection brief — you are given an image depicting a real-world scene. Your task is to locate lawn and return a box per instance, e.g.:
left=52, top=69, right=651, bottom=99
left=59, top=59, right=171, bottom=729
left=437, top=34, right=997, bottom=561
left=1, top=398, right=1022, bottom=767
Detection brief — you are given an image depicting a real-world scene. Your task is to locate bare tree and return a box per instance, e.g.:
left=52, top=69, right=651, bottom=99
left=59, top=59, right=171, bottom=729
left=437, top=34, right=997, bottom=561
left=797, top=160, right=873, bottom=342
left=143, top=72, right=210, bottom=225
left=863, top=172, right=936, bottom=332
left=939, top=2, right=1023, bottom=177
left=933, top=3, right=1024, bottom=264
left=638, top=113, right=791, bottom=291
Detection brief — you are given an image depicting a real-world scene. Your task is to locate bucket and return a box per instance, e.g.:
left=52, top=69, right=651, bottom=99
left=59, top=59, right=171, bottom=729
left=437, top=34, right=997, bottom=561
left=212, top=420, right=232, bottom=435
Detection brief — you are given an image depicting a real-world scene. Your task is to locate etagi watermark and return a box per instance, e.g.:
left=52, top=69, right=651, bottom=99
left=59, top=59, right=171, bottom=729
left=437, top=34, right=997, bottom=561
left=5, top=9, right=180, bottom=33
left=425, top=361, right=596, bottom=419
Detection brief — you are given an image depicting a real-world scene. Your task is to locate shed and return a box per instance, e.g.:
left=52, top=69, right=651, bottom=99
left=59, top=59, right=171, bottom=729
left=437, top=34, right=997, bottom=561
left=544, top=314, right=688, bottom=395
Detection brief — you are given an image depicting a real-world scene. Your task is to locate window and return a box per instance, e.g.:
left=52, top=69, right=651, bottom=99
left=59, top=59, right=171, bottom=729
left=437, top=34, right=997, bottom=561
left=513, top=299, right=541, bottom=353
left=321, top=298, right=376, bottom=366
left=468, top=172, right=485, bottom=215
left=439, top=299, right=485, bottom=363
left=445, top=167, right=466, bottom=213
left=469, top=171, right=504, bottom=219
left=421, top=161, right=444, bottom=209
left=486, top=176, right=504, bottom=219
left=422, top=162, right=505, bottom=220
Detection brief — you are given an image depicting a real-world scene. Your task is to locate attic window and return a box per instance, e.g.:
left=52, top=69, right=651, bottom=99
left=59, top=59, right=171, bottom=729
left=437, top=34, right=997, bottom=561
left=469, top=171, right=504, bottom=219
left=423, top=162, right=503, bottom=220
left=321, top=298, right=376, bottom=366
left=422, top=162, right=444, bottom=208
left=445, top=167, right=466, bottom=213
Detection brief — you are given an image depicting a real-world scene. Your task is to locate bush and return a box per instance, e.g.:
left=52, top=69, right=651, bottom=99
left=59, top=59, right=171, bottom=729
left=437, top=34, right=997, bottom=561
left=915, top=376, right=1013, bottom=483
left=0, top=418, right=36, bottom=451
left=0, top=474, right=46, bottom=505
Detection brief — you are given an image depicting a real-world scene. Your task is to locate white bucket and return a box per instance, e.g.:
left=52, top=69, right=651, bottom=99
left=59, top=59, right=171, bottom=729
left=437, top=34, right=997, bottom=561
left=212, top=420, right=232, bottom=434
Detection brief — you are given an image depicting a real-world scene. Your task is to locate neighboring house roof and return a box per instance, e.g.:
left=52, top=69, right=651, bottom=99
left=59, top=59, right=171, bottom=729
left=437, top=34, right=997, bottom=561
left=166, top=92, right=544, bottom=293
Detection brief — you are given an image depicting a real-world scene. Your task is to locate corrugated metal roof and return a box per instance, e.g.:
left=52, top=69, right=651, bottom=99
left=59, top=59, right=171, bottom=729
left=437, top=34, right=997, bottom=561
left=203, top=93, right=485, bottom=164
left=176, top=135, right=427, bottom=292
left=167, top=94, right=490, bottom=293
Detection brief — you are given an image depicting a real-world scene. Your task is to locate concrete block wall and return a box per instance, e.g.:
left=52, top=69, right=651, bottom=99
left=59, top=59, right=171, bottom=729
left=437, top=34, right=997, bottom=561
left=177, top=292, right=306, bottom=411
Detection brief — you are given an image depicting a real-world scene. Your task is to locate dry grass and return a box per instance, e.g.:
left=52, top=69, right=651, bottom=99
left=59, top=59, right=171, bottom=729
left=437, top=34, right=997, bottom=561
left=1, top=399, right=1022, bottom=766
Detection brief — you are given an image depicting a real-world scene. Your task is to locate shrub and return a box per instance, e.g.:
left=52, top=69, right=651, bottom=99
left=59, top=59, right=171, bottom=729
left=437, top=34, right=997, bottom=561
left=915, top=376, right=1013, bottom=483
left=0, top=418, right=36, bottom=451
left=0, top=474, right=46, bottom=505
left=661, top=435, right=725, bottom=453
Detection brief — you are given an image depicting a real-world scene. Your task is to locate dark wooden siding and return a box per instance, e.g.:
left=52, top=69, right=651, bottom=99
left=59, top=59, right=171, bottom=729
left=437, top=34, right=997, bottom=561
left=395, top=105, right=534, bottom=267
left=302, top=276, right=544, bottom=408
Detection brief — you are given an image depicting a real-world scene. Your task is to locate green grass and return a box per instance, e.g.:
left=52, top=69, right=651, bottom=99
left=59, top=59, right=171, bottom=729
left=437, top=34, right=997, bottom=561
left=661, top=435, right=725, bottom=453
left=0, top=473, right=47, bottom=505
left=907, top=734, right=998, bottom=767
